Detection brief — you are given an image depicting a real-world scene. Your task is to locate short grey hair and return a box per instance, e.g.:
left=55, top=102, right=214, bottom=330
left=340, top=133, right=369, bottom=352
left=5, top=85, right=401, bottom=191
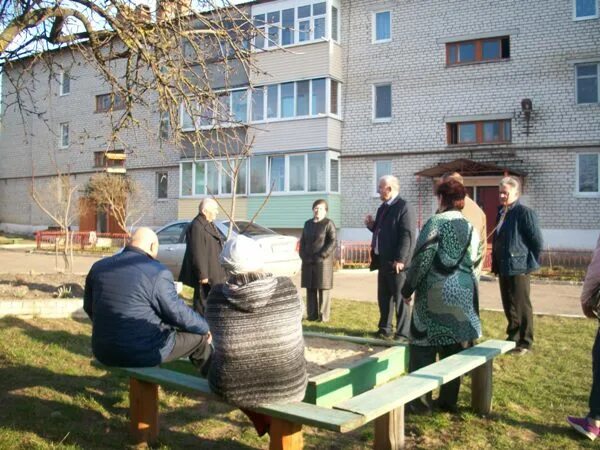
left=199, top=197, right=218, bottom=213
left=499, top=176, right=520, bottom=192
left=379, top=175, right=400, bottom=193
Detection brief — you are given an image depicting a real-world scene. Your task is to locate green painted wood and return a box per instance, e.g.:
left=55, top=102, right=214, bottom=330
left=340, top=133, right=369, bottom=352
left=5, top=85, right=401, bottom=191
left=306, top=346, right=407, bottom=408
left=247, top=194, right=341, bottom=229
left=122, top=367, right=366, bottom=432
left=333, top=340, right=515, bottom=422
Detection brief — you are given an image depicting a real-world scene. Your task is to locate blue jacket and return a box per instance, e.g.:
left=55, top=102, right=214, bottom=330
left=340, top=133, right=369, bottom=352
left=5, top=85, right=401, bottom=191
left=84, top=246, right=209, bottom=367
left=491, top=201, right=543, bottom=276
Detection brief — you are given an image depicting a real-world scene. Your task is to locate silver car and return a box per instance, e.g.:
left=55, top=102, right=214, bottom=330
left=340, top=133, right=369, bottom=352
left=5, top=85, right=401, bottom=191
left=156, top=219, right=301, bottom=278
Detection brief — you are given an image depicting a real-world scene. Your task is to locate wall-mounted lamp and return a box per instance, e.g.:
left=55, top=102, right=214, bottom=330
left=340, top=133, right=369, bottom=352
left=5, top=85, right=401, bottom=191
left=521, top=98, right=533, bottom=136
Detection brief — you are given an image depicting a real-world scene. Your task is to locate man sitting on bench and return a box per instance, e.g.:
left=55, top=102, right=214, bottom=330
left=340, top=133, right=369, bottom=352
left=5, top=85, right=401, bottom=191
left=84, top=227, right=212, bottom=372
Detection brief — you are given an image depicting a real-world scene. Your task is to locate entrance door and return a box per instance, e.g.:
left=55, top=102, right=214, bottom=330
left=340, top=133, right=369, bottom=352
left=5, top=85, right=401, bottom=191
left=475, top=186, right=499, bottom=243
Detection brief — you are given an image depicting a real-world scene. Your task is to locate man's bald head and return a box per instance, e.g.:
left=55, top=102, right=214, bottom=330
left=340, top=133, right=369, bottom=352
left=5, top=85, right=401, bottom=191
left=199, top=198, right=219, bottom=222
left=130, top=227, right=159, bottom=259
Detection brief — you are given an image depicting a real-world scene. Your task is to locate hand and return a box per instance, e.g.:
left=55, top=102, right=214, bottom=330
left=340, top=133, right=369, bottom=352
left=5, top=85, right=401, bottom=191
left=201, top=278, right=209, bottom=285
left=206, top=331, right=212, bottom=345
left=364, top=214, right=375, bottom=228
left=403, top=296, right=413, bottom=305
left=392, top=261, right=405, bottom=273
left=582, top=301, right=597, bottom=319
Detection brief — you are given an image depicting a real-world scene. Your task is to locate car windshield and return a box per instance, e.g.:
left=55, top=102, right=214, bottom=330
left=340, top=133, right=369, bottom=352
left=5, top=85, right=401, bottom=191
left=222, top=220, right=276, bottom=236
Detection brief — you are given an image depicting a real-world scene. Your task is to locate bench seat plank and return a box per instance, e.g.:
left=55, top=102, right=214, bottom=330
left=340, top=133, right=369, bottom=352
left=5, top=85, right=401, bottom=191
left=333, top=340, right=514, bottom=421
left=122, top=367, right=366, bottom=433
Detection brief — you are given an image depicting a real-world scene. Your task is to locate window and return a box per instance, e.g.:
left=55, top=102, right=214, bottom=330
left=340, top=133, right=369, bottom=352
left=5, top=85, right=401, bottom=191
left=373, top=11, right=391, bottom=43
left=446, top=37, right=510, bottom=66
left=574, top=0, right=598, bottom=19
left=374, top=160, right=392, bottom=194
left=253, top=2, right=332, bottom=50
left=289, top=154, right=306, bottom=191
left=577, top=153, right=600, bottom=194
left=250, top=155, right=267, bottom=193
left=269, top=156, right=285, bottom=191
left=331, top=6, right=339, bottom=41
left=373, top=84, right=392, bottom=121
left=330, top=158, right=339, bottom=192
left=447, top=119, right=512, bottom=145
left=157, top=172, right=168, bottom=199
left=576, top=63, right=599, bottom=104
left=94, top=150, right=125, bottom=168
left=157, top=222, right=187, bottom=245
left=250, top=78, right=338, bottom=122
left=59, top=123, right=69, bottom=148
left=180, top=88, right=248, bottom=129
left=308, top=152, right=326, bottom=191
left=59, top=72, right=70, bottom=96
left=159, top=111, right=171, bottom=140
left=180, top=159, right=248, bottom=197
left=96, top=93, right=125, bottom=113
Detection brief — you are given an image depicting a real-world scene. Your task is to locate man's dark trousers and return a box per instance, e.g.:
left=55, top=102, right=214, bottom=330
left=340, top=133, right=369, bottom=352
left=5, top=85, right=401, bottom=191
left=499, top=274, right=533, bottom=349
left=193, top=284, right=211, bottom=315
left=377, top=269, right=410, bottom=338
left=164, top=331, right=212, bottom=375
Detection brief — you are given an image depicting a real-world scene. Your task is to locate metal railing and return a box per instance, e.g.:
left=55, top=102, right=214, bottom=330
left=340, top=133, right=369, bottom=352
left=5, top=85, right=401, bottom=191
left=35, top=231, right=129, bottom=251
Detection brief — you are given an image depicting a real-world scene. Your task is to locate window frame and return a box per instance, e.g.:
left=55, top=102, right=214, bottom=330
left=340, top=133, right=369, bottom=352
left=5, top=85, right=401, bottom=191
left=179, top=159, right=249, bottom=198
left=372, top=10, right=392, bottom=44
left=373, top=160, right=393, bottom=196
left=446, top=36, right=510, bottom=66
left=573, top=0, right=599, bottom=20
left=446, top=119, right=512, bottom=145
left=93, top=150, right=125, bottom=168
left=575, top=62, right=600, bottom=105
left=575, top=153, right=600, bottom=196
left=372, top=83, right=392, bottom=122
left=157, top=172, right=169, bottom=200
left=58, top=122, right=69, bottom=149
left=59, top=72, right=70, bottom=96
left=95, top=93, right=125, bottom=113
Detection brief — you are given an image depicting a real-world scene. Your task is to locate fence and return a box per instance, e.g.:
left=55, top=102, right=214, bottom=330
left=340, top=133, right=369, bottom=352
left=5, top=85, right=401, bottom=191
left=35, top=231, right=129, bottom=251
left=337, top=241, right=592, bottom=270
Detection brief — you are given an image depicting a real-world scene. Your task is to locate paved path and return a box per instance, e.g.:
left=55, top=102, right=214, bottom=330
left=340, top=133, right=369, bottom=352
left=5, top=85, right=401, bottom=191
left=0, top=247, right=585, bottom=317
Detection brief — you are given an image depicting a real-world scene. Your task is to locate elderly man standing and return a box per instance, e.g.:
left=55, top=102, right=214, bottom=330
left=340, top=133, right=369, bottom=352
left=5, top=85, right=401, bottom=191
left=365, top=175, right=416, bottom=341
left=491, top=176, right=543, bottom=355
left=179, top=198, right=227, bottom=315
left=84, top=228, right=211, bottom=370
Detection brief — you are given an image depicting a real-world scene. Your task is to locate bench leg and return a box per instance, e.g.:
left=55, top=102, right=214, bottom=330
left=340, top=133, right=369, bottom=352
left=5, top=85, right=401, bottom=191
left=129, top=377, right=159, bottom=445
left=471, top=360, right=493, bottom=414
left=374, top=406, right=404, bottom=450
left=269, top=418, right=303, bottom=450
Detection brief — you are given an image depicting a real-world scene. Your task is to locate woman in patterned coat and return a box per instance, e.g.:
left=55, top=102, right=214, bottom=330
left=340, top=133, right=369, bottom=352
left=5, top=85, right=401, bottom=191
left=401, top=179, right=482, bottom=413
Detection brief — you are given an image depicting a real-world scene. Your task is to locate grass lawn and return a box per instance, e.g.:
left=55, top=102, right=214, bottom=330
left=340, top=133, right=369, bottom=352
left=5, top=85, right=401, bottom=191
left=0, top=300, right=596, bottom=449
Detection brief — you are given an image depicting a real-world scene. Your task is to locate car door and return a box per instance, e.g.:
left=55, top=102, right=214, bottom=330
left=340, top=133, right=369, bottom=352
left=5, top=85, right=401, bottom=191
left=156, top=222, right=189, bottom=278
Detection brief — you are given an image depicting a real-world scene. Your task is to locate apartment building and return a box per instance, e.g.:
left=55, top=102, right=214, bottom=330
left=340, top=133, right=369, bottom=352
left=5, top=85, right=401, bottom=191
left=1, top=0, right=599, bottom=250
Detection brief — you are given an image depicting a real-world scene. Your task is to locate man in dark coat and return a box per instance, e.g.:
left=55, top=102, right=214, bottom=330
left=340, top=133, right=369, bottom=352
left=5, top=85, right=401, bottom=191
left=365, top=175, right=416, bottom=341
left=179, top=198, right=227, bottom=315
left=491, top=176, right=543, bottom=355
left=84, top=228, right=212, bottom=370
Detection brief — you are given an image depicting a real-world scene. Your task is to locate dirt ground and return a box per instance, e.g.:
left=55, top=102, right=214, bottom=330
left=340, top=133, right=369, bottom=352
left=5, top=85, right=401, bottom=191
left=304, top=336, right=379, bottom=376
left=0, top=273, right=86, bottom=299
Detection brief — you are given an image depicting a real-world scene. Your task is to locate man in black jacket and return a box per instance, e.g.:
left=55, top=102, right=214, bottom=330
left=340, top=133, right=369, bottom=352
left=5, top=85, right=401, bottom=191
left=492, top=176, right=543, bottom=355
left=84, top=228, right=212, bottom=369
left=365, top=175, right=416, bottom=341
left=179, top=198, right=226, bottom=315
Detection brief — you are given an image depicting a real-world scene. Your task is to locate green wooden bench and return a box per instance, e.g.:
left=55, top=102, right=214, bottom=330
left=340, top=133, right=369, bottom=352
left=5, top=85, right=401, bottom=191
left=122, top=339, right=514, bottom=449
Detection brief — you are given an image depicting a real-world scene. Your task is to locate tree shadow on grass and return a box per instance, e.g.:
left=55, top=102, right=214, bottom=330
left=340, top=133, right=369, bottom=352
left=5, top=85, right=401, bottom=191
left=0, top=279, right=84, bottom=297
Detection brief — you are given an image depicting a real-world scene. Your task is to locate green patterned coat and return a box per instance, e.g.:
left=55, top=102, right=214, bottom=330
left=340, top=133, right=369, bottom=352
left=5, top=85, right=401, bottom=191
left=401, top=210, right=482, bottom=347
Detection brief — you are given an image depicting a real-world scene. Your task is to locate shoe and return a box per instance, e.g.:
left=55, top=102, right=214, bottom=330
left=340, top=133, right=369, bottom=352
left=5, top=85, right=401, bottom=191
left=375, top=331, right=392, bottom=340
left=567, top=416, right=600, bottom=441
left=510, top=346, right=530, bottom=356
left=393, top=335, right=409, bottom=344
left=434, top=400, right=458, bottom=414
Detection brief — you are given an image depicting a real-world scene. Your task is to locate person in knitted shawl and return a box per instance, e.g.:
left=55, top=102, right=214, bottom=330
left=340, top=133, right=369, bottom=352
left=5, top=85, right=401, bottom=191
left=205, top=234, right=308, bottom=436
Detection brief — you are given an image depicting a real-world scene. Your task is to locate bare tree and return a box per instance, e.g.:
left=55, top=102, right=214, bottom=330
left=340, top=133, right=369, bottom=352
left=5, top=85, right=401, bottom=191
left=2, top=1, right=269, bottom=229
left=84, top=173, right=146, bottom=236
left=30, top=173, right=79, bottom=271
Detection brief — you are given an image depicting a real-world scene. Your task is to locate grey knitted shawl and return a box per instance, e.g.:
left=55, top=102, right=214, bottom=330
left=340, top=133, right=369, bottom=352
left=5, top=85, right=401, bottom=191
left=205, top=272, right=308, bottom=407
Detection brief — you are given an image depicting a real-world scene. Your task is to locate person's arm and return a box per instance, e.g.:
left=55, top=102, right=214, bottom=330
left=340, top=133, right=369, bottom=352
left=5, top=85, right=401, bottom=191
left=190, top=221, right=209, bottom=282
left=153, top=270, right=210, bottom=334
left=521, top=207, right=543, bottom=261
left=319, top=221, right=337, bottom=259
left=395, top=203, right=416, bottom=265
left=299, top=222, right=309, bottom=261
left=83, top=271, right=94, bottom=320
left=581, top=237, right=600, bottom=318
left=401, top=219, right=437, bottom=299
